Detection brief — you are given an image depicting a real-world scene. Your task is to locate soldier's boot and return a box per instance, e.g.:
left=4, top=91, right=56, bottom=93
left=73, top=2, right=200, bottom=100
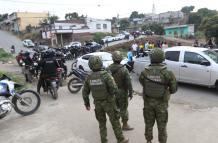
left=122, top=121, right=134, bottom=131
left=118, top=138, right=129, bottom=143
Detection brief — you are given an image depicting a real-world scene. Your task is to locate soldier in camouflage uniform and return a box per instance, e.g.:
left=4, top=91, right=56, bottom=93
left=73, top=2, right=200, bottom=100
left=108, top=51, right=134, bottom=131
left=139, top=49, right=177, bottom=143
left=82, top=56, right=129, bottom=143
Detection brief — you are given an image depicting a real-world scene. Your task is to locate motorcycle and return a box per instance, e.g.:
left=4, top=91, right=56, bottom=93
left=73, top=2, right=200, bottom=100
left=16, top=52, right=24, bottom=66
left=44, top=68, right=61, bottom=99
left=0, top=74, right=41, bottom=119
left=22, top=62, right=38, bottom=83
left=67, top=62, right=89, bottom=94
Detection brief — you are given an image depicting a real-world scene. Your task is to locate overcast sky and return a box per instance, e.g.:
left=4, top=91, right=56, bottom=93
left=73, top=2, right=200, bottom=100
left=0, top=0, right=218, bottom=19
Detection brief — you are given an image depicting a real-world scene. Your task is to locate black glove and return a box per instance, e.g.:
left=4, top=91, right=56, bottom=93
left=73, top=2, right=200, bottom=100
left=128, top=92, right=133, bottom=100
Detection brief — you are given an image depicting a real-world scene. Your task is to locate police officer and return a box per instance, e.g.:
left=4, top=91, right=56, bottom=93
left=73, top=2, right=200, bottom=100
left=37, top=49, right=60, bottom=93
left=139, top=48, right=177, bottom=143
left=82, top=56, right=129, bottom=143
left=108, top=51, right=134, bottom=131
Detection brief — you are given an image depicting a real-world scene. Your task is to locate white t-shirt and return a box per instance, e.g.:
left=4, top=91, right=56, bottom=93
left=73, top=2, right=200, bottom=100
left=132, top=43, right=138, bottom=51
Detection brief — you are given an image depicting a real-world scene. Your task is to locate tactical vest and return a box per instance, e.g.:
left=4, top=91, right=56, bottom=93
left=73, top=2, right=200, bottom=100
left=110, top=65, right=126, bottom=90
left=89, top=71, right=109, bottom=101
left=144, top=66, right=167, bottom=98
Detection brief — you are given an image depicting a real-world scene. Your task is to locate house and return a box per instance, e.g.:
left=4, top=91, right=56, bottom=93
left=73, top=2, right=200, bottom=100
left=1, top=12, right=48, bottom=32
left=159, top=11, right=184, bottom=24
left=164, top=24, right=194, bottom=38
left=44, top=18, right=111, bottom=47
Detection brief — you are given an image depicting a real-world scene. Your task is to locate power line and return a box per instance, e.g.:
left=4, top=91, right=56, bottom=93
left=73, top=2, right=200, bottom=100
left=0, top=0, right=97, bottom=6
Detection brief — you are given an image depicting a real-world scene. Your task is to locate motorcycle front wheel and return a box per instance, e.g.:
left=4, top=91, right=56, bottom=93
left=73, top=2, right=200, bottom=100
left=12, top=90, right=41, bottom=116
left=67, top=77, right=83, bottom=94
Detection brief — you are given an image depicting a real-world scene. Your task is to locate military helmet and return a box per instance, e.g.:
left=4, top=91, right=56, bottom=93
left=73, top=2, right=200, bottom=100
left=112, top=51, right=123, bottom=62
left=149, top=48, right=165, bottom=63
left=88, top=56, right=103, bottom=71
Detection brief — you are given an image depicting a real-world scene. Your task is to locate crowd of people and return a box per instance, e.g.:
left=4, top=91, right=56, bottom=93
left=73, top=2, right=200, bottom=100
left=16, top=49, right=67, bottom=93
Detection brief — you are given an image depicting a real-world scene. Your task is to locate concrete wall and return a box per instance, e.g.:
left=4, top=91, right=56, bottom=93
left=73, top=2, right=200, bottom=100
left=16, top=12, right=48, bottom=31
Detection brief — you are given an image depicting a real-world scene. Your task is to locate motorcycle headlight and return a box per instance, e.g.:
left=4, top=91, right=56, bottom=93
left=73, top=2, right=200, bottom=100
left=0, top=83, right=8, bottom=94
left=34, top=63, right=38, bottom=66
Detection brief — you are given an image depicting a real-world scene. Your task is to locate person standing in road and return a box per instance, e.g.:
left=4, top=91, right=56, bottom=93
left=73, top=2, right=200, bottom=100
left=132, top=42, right=138, bottom=56
left=127, top=47, right=134, bottom=72
left=108, top=51, right=134, bottom=131
left=82, top=56, right=129, bottom=143
left=139, top=49, right=177, bottom=143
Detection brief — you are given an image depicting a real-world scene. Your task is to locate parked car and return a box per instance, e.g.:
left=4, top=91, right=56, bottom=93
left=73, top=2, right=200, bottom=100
left=64, top=41, right=82, bottom=48
left=120, top=31, right=130, bottom=39
left=134, top=46, right=218, bottom=91
left=75, top=52, right=127, bottom=71
left=101, top=36, right=115, bottom=43
left=23, top=39, right=35, bottom=48
left=114, top=34, right=125, bottom=41
left=84, top=41, right=102, bottom=53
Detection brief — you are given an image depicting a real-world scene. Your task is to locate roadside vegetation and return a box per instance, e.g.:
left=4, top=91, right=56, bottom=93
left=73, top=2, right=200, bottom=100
left=0, top=48, right=13, bottom=62
left=0, top=71, right=27, bottom=90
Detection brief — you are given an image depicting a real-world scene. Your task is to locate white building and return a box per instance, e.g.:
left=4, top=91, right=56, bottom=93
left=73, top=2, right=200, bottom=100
left=43, top=18, right=111, bottom=46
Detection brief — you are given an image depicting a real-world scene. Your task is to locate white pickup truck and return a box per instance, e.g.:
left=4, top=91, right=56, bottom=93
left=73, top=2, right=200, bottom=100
left=134, top=46, right=218, bottom=90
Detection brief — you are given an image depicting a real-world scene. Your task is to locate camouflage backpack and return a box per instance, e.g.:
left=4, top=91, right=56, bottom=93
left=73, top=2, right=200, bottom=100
left=144, top=66, right=168, bottom=98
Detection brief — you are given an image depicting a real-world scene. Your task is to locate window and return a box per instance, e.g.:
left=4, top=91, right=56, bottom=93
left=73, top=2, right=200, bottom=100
left=59, top=26, right=62, bottom=29
left=96, top=24, right=101, bottom=29
left=70, top=25, right=76, bottom=29
left=184, top=52, right=207, bottom=65
left=103, top=24, right=107, bottom=29
left=165, top=51, right=180, bottom=62
left=82, top=55, right=93, bottom=60
left=203, top=50, right=218, bottom=64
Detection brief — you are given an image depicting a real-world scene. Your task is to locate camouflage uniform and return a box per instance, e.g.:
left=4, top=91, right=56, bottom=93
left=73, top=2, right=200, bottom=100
left=82, top=56, right=128, bottom=143
left=108, top=51, right=133, bottom=131
left=139, top=49, right=177, bottom=143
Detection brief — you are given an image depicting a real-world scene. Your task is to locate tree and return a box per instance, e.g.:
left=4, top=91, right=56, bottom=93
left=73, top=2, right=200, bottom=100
left=40, top=15, right=59, bottom=25
left=65, top=12, right=86, bottom=20
left=187, top=8, right=217, bottom=31
left=197, top=8, right=217, bottom=18
left=0, top=13, right=8, bottom=22
left=188, top=13, right=202, bottom=31
left=48, top=15, right=59, bottom=24
left=142, top=23, right=164, bottom=35
left=119, top=19, right=130, bottom=30
left=181, top=6, right=195, bottom=14
left=130, top=11, right=139, bottom=20
left=200, top=14, right=218, bottom=45
left=25, top=24, right=32, bottom=33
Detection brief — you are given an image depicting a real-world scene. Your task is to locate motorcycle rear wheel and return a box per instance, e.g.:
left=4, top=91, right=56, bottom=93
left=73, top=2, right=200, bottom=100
left=50, top=86, right=58, bottom=100
left=67, top=77, right=83, bottom=94
left=12, top=90, right=41, bottom=116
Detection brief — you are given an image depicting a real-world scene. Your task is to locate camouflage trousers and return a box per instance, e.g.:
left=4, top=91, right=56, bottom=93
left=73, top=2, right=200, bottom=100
left=143, top=98, right=168, bottom=143
left=116, top=92, right=129, bottom=122
left=94, top=100, right=125, bottom=143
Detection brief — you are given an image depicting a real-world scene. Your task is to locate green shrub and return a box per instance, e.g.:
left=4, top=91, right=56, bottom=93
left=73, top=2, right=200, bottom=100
left=0, top=48, right=13, bottom=62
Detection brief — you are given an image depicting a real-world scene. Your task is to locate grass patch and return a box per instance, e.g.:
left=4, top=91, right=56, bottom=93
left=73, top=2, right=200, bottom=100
left=0, top=71, right=28, bottom=90
left=0, top=48, right=13, bottom=62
